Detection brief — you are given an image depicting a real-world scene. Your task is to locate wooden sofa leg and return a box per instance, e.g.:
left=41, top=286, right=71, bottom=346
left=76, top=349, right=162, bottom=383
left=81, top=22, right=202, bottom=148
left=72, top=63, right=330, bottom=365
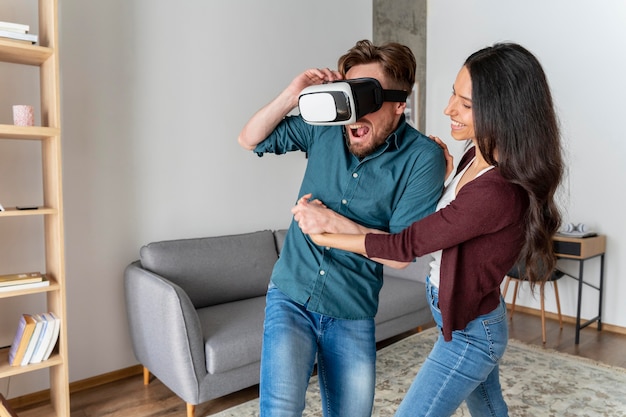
left=143, top=366, right=150, bottom=385
left=187, top=403, right=195, bottom=417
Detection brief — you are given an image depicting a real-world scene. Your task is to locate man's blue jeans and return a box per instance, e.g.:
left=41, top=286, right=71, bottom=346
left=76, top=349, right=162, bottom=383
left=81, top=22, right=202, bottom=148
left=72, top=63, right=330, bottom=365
left=395, top=277, right=509, bottom=417
left=260, top=284, right=376, bottom=417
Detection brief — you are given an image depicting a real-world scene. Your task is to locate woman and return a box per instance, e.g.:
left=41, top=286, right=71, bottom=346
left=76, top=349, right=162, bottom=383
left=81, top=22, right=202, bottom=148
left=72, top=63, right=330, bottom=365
left=293, top=43, right=563, bottom=416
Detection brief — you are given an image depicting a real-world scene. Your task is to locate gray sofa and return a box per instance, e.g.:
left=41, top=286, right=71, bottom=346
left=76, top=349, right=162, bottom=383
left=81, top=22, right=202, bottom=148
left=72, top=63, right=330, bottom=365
left=124, top=229, right=432, bottom=417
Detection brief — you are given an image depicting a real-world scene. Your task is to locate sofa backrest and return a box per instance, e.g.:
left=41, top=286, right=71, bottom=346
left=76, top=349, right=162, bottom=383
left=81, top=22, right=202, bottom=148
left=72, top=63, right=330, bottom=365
left=139, top=230, right=278, bottom=308
left=274, top=229, right=287, bottom=253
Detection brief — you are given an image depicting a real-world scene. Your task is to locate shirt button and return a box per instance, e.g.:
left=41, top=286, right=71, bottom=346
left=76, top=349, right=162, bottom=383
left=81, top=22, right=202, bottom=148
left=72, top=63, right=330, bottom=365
left=341, top=199, right=348, bottom=205
left=352, top=172, right=359, bottom=178
left=319, top=270, right=326, bottom=276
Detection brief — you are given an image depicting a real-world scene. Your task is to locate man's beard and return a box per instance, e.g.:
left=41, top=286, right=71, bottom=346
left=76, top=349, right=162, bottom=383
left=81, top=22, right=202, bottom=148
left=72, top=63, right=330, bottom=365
left=345, top=128, right=390, bottom=159
left=348, top=140, right=383, bottom=159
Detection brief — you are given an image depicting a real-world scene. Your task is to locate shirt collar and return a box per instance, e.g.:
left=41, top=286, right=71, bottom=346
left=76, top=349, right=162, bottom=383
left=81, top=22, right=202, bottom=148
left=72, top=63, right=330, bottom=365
left=386, top=113, right=408, bottom=150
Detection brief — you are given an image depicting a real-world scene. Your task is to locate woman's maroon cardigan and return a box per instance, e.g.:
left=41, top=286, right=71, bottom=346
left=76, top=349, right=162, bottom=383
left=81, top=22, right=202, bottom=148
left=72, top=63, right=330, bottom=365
left=366, top=148, right=528, bottom=341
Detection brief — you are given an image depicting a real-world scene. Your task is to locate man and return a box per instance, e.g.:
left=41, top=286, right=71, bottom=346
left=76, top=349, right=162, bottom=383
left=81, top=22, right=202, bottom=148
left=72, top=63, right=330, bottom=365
left=238, top=40, right=445, bottom=417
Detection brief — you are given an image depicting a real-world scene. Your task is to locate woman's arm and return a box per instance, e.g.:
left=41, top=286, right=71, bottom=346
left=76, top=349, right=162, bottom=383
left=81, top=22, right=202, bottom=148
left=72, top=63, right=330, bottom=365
left=293, top=196, right=411, bottom=268
left=309, top=233, right=367, bottom=256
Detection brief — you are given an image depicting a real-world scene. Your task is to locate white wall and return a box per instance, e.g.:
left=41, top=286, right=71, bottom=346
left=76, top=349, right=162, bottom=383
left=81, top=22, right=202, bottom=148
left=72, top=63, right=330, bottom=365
left=0, top=0, right=371, bottom=398
left=426, top=1, right=626, bottom=329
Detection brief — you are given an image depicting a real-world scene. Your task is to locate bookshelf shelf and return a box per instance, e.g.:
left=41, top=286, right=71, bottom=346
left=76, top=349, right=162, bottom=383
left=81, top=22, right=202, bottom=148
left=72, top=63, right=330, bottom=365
left=0, top=124, right=61, bottom=140
left=0, top=348, right=62, bottom=379
left=0, top=207, right=57, bottom=217
left=0, top=1, right=69, bottom=415
left=0, top=39, right=52, bottom=65
left=0, top=277, right=60, bottom=299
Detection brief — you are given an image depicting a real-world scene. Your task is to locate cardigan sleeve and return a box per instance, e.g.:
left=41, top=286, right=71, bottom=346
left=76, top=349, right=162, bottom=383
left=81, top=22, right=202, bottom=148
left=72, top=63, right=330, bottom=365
left=365, top=169, right=528, bottom=261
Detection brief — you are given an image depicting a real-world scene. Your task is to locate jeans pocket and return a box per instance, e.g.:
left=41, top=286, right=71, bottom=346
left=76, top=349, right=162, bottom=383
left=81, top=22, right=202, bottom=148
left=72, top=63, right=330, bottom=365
left=428, top=289, right=441, bottom=313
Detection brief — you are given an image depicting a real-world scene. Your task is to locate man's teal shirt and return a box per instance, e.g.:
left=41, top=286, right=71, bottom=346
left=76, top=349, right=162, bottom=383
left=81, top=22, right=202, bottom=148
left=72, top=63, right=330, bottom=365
left=254, top=115, right=445, bottom=319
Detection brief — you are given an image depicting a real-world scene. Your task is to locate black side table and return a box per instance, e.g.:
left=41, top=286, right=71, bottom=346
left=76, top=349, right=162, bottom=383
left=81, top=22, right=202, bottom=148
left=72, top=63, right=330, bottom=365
left=553, top=234, right=606, bottom=344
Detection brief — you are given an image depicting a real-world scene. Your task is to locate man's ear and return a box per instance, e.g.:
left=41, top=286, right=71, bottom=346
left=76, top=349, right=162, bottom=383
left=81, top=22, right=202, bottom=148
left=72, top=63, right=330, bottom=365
left=395, top=101, right=407, bottom=115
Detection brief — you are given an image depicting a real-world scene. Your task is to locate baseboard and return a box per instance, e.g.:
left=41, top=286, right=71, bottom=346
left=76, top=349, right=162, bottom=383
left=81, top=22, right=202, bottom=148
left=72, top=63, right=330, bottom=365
left=8, top=364, right=143, bottom=410
left=506, top=304, right=626, bottom=335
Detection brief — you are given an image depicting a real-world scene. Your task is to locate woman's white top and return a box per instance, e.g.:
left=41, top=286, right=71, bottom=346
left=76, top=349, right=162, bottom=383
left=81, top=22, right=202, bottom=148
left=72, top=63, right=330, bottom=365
left=428, top=156, right=495, bottom=288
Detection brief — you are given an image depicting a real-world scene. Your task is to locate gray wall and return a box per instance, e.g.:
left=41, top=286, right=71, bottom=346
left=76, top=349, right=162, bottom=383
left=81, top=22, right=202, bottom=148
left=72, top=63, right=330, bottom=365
left=0, top=0, right=372, bottom=398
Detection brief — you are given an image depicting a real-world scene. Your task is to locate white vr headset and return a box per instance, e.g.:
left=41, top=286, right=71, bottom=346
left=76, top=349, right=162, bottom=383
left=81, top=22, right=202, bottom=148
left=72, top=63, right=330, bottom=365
left=298, top=77, right=408, bottom=125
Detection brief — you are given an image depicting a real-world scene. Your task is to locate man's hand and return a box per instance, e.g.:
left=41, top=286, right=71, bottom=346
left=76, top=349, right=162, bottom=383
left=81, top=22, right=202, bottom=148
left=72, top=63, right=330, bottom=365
left=285, top=68, right=343, bottom=98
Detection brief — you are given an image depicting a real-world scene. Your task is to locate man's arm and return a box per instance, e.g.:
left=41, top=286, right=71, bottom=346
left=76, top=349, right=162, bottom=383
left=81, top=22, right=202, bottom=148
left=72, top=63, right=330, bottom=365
left=237, top=68, right=343, bottom=150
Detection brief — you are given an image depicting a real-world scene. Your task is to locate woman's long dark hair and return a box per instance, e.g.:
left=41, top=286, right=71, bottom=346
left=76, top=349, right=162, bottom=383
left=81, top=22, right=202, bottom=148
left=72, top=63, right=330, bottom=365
left=465, top=43, right=563, bottom=285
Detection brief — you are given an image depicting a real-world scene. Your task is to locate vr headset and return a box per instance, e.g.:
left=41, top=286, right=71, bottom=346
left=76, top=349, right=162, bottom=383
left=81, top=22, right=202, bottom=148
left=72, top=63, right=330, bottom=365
left=298, top=77, right=408, bottom=125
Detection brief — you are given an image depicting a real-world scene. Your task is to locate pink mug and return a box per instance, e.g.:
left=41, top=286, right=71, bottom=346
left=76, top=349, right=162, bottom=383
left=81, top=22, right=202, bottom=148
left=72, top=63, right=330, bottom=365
left=12, top=105, right=35, bottom=126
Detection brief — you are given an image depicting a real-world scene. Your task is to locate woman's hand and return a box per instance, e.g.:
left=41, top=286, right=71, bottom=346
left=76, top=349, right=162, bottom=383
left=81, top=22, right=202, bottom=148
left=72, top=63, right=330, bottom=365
left=429, top=135, right=454, bottom=180
left=291, top=193, right=330, bottom=234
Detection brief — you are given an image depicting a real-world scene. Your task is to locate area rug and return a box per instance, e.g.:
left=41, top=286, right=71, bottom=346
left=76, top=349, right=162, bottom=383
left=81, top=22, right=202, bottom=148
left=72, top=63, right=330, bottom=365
left=211, top=327, right=626, bottom=416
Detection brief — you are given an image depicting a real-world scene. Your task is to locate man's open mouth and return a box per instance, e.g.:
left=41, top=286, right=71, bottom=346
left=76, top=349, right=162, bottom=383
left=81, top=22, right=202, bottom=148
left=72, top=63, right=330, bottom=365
left=349, top=124, right=370, bottom=138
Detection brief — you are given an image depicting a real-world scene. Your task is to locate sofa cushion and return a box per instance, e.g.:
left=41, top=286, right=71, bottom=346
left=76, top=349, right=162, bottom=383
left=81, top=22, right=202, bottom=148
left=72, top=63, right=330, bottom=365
left=139, top=230, right=277, bottom=308
left=198, top=296, right=266, bottom=374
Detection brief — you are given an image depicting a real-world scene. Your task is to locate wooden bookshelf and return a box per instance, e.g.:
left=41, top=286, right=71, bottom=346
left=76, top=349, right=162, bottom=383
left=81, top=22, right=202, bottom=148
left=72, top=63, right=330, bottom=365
left=0, top=1, right=69, bottom=415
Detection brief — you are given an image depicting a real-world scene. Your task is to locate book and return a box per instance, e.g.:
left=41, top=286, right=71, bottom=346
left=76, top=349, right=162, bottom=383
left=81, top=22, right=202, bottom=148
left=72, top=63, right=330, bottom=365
left=0, top=21, right=29, bottom=33
left=0, top=392, right=18, bottom=417
left=20, top=314, right=45, bottom=366
left=41, top=312, right=61, bottom=361
left=29, top=313, right=55, bottom=364
left=0, top=29, right=37, bottom=44
left=7, top=314, right=37, bottom=366
left=0, top=277, right=50, bottom=293
left=0, top=271, right=43, bottom=287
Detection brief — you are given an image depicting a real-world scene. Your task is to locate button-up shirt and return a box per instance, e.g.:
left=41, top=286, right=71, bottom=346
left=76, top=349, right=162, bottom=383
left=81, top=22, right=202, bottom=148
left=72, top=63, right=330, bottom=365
left=254, top=115, right=445, bottom=319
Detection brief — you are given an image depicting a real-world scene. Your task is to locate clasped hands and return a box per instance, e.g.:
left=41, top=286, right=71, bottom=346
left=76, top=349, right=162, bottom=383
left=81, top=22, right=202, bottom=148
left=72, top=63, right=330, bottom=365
left=291, top=193, right=331, bottom=245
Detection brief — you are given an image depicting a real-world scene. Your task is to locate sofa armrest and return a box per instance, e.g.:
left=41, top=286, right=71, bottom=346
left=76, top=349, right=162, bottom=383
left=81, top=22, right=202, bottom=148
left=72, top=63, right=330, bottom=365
left=124, top=261, right=206, bottom=402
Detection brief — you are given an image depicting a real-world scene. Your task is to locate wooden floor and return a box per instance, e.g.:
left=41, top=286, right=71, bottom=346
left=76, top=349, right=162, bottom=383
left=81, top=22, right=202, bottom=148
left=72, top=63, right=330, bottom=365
left=13, top=310, right=626, bottom=417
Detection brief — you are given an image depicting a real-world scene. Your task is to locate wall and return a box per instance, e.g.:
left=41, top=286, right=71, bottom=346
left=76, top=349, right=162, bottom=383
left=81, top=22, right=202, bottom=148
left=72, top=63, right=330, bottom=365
left=0, top=0, right=372, bottom=398
left=426, top=1, right=626, bottom=329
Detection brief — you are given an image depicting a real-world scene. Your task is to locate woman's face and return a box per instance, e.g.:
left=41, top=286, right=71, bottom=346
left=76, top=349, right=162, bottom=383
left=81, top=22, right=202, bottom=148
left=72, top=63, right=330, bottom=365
left=444, top=66, right=475, bottom=141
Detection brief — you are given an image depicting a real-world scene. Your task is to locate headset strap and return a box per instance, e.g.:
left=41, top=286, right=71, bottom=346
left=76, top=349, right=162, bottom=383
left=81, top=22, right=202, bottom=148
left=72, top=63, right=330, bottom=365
left=382, top=89, right=409, bottom=102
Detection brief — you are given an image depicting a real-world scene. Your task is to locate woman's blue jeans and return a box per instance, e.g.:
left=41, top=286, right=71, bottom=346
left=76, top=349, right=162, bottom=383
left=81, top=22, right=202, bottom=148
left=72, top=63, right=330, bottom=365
left=260, top=284, right=376, bottom=417
left=395, top=277, right=509, bottom=417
